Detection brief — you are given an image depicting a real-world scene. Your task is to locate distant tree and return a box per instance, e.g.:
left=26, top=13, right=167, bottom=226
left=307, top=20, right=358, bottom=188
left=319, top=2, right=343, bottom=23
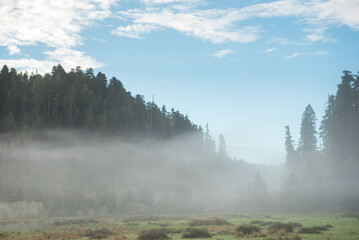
left=284, top=125, right=296, bottom=163
left=218, top=134, right=227, bottom=156
left=204, top=123, right=215, bottom=152
left=319, top=95, right=335, bottom=151
left=298, top=104, right=317, bottom=155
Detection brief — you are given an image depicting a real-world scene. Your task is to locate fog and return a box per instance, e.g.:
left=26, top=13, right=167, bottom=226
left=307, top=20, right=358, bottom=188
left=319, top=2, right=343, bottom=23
left=0, top=130, right=358, bottom=219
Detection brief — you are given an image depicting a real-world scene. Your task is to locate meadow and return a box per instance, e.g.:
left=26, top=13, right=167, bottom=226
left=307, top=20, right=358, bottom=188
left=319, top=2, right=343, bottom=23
left=0, top=214, right=358, bottom=240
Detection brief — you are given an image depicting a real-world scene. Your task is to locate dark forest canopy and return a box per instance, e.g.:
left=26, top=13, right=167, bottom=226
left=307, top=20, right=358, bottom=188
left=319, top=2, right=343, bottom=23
left=0, top=64, right=201, bottom=139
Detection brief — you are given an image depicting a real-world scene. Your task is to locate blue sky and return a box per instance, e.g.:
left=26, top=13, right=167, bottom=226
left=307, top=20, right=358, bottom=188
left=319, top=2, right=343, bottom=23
left=1, top=0, right=359, bottom=164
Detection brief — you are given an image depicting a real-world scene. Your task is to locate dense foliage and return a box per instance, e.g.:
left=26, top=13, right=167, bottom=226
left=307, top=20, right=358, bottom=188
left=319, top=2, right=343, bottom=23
left=0, top=65, right=200, bottom=138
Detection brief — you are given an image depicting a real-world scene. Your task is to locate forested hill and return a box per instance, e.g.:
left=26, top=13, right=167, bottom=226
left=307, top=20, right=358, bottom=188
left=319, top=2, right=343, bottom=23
left=0, top=65, right=200, bottom=137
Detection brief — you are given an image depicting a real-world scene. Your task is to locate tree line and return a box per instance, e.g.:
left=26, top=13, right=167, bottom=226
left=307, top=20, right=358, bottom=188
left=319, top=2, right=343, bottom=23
left=285, top=70, right=359, bottom=169
left=0, top=65, right=203, bottom=139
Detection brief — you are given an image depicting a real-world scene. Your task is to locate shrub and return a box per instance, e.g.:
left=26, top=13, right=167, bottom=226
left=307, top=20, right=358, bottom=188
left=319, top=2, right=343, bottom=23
left=138, top=229, right=171, bottom=240
left=182, top=228, right=212, bottom=238
left=236, top=225, right=260, bottom=236
left=85, top=226, right=114, bottom=239
left=267, top=222, right=300, bottom=233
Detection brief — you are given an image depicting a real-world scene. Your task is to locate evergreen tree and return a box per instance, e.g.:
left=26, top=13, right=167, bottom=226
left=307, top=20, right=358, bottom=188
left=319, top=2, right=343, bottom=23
left=284, top=125, right=296, bottom=163
left=204, top=123, right=215, bottom=152
left=298, top=104, right=317, bottom=155
left=218, top=134, right=227, bottom=156
left=319, top=95, right=335, bottom=151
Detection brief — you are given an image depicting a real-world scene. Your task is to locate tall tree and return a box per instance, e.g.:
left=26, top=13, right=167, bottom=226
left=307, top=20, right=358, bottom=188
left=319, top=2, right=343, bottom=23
left=319, top=95, right=335, bottom=151
left=284, top=125, right=296, bottom=163
left=298, top=104, right=317, bottom=155
left=331, top=71, right=356, bottom=159
left=204, top=123, right=215, bottom=152
left=218, top=134, right=227, bottom=156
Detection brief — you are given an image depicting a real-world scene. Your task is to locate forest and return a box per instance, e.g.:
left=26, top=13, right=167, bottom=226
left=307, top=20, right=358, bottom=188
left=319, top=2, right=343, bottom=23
left=0, top=66, right=358, bottom=219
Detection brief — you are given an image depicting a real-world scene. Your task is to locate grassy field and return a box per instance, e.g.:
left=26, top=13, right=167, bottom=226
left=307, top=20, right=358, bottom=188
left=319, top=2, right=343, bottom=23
left=0, top=214, right=358, bottom=240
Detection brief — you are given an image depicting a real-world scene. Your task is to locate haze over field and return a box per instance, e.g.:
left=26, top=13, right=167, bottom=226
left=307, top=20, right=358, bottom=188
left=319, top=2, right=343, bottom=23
left=0, top=0, right=359, bottom=219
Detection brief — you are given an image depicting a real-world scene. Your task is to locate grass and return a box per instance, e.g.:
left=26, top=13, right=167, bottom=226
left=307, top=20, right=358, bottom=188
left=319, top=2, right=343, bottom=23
left=0, top=214, right=358, bottom=240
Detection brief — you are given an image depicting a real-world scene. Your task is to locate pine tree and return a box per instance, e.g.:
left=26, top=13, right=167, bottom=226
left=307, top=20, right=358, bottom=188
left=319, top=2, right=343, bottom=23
left=298, top=104, right=317, bottom=155
left=204, top=123, right=215, bottom=152
left=284, top=125, right=296, bottom=163
left=331, top=71, right=356, bottom=159
left=319, top=95, right=335, bottom=151
left=218, top=134, right=227, bottom=156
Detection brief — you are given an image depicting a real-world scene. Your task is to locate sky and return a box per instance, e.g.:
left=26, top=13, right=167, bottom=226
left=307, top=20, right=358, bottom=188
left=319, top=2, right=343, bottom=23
left=0, top=0, right=359, bottom=165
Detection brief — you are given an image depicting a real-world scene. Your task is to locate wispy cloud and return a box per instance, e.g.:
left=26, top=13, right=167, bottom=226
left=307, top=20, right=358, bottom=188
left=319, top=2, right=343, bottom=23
left=115, top=8, right=260, bottom=44
left=112, top=24, right=159, bottom=39
left=285, top=50, right=328, bottom=59
left=285, top=52, right=300, bottom=59
left=212, top=49, right=234, bottom=58
left=114, top=0, right=359, bottom=45
left=141, top=0, right=200, bottom=5
left=265, top=48, right=276, bottom=53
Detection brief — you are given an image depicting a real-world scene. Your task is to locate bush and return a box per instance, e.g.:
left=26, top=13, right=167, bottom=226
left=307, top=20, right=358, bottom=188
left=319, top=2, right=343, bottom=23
left=85, top=226, right=114, bottom=239
left=138, top=229, right=171, bottom=240
left=182, top=228, right=212, bottom=238
left=236, top=225, right=260, bottom=235
left=189, top=218, right=230, bottom=226
left=267, top=222, right=300, bottom=233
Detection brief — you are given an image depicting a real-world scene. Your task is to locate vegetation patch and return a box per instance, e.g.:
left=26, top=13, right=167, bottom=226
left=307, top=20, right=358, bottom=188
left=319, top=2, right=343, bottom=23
left=298, top=224, right=333, bottom=234
left=236, top=224, right=260, bottom=236
left=85, top=226, right=114, bottom=239
left=189, top=218, right=230, bottom=226
left=267, top=222, right=302, bottom=233
left=138, top=229, right=171, bottom=240
left=0, top=232, right=8, bottom=239
left=182, top=228, right=212, bottom=238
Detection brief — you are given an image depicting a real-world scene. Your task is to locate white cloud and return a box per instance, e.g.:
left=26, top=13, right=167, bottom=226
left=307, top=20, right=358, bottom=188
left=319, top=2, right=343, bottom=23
left=116, top=8, right=260, bottom=44
left=285, top=52, right=300, bottom=59
left=112, top=24, right=158, bottom=38
left=0, top=48, right=102, bottom=74
left=114, top=0, right=359, bottom=45
left=265, top=48, right=276, bottom=53
left=212, top=49, right=234, bottom=58
left=44, top=48, right=103, bottom=70
left=0, top=0, right=115, bottom=70
left=7, top=45, right=20, bottom=55
left=306, top=34, right=325, bottom=42
left=0, top=58, right=56, bottom=74
left=285, top=50, right=328, bottom=59
left=141, top=0, right=199, bottom=4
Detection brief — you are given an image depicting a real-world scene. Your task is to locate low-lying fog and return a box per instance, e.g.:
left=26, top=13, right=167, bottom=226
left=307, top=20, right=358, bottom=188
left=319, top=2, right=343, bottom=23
left=0, top=131, right=358, bottom=219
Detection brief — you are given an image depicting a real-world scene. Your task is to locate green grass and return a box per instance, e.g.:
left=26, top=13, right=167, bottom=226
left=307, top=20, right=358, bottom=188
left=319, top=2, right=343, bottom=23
left=0, top=214, right=358, bottom=240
